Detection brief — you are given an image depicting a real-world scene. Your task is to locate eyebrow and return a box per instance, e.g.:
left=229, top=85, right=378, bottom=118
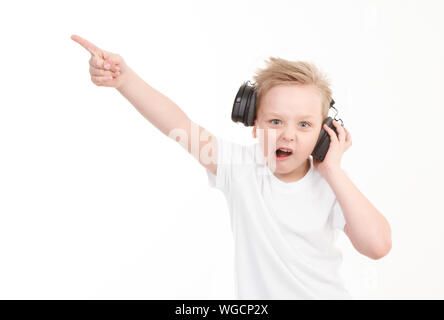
left=265, top=112, right=316, bottom=119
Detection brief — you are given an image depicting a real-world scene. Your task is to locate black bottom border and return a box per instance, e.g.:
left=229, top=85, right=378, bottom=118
left=0, top=299, right=442, bottom=318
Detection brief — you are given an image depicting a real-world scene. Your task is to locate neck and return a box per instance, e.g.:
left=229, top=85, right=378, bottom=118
left=274, top=158, right=310, bottom=183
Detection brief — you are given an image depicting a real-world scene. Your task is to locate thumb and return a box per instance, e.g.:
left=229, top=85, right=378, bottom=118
left=102, top=50, right=121, bottom=67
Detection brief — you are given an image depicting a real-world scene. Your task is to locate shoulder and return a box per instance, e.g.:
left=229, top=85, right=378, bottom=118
left=309, top=166, right=337, bottom=200
left=215, top=138, right=257, bottom=168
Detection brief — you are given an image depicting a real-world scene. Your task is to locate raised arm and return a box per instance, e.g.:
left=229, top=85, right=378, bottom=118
left=71, top=34, right=218, bottom=175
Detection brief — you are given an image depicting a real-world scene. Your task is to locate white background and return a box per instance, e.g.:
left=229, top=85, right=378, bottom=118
left=0, top=0, right=443, bottom=299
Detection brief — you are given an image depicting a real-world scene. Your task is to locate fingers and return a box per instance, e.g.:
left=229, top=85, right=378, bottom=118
left=71, top=34, right=103, bottom=58
left=331, top=119, right=346, bottom=143
left=89, top=55, right=120, bottom=72
left=344, top=126, right=352, bottom=149
left=102, top=50, right=121, bottom=65
left=323, top=123, right=339, bottom=144
left=89, top=65, right=120, bottom=77
left=91, top=75, right=118, bottom=87
left=102, top=50, right=122, bottom=71
left=324, top=120, right=353, bottom=154
left=329, top=120, right=353, bottom=151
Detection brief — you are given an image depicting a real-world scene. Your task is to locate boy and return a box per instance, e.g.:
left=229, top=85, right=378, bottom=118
left=71, top=35, right=392, bottom=299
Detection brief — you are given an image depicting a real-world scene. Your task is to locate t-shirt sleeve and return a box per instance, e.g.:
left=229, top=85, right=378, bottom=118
left=205, top=135, right=242, bottom=193
left=330, top=168, right=353, bottom=231
left=206, top=135, right=227, bottom=191
left=331, top=198, right=346, bottom=231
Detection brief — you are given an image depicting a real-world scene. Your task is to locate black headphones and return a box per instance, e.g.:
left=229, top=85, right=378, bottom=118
left=232, top=81, right=344, bottom=162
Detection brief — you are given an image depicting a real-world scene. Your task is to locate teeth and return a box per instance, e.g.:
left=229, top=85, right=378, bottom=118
left=278, top=148, right=292, bottom=153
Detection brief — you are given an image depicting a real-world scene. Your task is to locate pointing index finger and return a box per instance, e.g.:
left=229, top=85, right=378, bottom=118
left=71, top=34, right=103, bottom=58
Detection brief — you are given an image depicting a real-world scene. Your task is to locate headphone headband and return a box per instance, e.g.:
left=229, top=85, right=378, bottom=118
left=233, top=81, right=338, bottom=127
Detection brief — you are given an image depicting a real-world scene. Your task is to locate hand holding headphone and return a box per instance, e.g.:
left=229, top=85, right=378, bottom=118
left=231, top=81, right=344, bottom=162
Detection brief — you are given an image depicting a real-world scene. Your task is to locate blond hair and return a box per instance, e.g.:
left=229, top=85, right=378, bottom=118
left=252, top=57, right=333, bottom=119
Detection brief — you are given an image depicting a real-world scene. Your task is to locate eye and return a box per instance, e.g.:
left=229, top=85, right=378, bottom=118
left=300, top=121, right=311, bottom=128
left=270, top=119, right=281, bottom=125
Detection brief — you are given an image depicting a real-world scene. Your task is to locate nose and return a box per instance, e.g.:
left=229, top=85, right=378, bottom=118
left=281, top=124, right=296, bottom=142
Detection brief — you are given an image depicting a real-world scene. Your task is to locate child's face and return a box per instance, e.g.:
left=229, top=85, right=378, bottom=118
left=253, top=84, right=323, bottom=176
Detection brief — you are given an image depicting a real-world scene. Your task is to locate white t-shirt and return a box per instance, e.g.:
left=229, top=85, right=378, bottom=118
left=206, top=136, right=353, bottom=300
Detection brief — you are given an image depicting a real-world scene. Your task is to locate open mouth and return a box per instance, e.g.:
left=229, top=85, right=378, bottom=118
left=275, top=148, right=293, bottom=159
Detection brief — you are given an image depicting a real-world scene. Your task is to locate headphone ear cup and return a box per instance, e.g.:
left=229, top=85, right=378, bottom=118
left=245, top=89, right=257, bottom=126
left=239, top=84, right=252, bottom=125
left=312, top=117, right=335, bottom=161
left=232, top=82, right=257, bottom=127
left=232, top=83, right=247, bottom=123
